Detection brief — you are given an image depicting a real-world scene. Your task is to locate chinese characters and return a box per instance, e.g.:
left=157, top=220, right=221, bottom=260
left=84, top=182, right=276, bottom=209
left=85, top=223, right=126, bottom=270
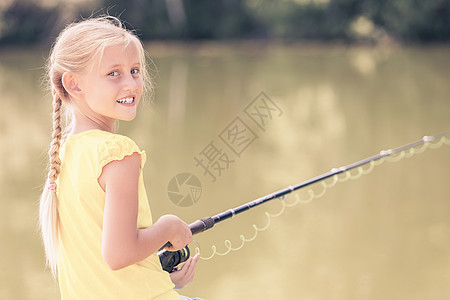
left=194, top=92, right=282, bottom=183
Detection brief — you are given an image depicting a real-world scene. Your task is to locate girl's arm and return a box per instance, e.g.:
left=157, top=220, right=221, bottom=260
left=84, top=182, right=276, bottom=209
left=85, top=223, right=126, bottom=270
left=99, top=153, right=192, bottom=270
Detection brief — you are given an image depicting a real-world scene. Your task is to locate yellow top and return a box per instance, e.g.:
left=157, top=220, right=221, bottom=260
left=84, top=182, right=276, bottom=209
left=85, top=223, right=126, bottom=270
left=57, top=130, right=179, bottom=300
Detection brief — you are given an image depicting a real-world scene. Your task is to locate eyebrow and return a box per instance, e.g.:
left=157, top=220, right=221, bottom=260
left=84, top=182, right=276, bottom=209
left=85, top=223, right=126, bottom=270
left=103, top=62, right=141, bottom=70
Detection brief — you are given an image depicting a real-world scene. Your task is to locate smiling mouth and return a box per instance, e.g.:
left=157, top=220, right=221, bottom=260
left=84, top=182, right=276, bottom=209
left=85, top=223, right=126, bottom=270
left=116, top=97, right=135, bottom=104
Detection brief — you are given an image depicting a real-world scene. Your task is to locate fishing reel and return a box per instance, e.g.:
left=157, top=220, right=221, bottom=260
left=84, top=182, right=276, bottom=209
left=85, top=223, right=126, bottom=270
left=158, top=218, right=214, bottom=273
left=158, top=245, right=190, bottom=273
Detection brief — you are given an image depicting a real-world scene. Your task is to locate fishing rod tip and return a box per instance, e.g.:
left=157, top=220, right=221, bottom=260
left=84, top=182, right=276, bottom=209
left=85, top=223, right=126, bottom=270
left=380, top=149, right=393, bottom=156
left=331, top=167, right=346, bottom=173
left=423, top=135, right=434, bottom=142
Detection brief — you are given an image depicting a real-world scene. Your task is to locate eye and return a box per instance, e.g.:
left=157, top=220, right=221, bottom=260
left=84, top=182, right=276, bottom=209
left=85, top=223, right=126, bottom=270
left=131, top=68, right=140, bottom=76
left=108, top=71, right=120, bottom=77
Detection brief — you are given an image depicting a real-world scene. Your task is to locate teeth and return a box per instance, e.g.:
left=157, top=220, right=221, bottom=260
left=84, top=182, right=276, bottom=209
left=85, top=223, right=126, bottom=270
left=117, top=97, right=134, bottom=104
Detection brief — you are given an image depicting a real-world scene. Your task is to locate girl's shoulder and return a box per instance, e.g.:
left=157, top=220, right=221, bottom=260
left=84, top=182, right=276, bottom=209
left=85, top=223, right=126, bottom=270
left=93, top=131, right=146, bottom=175
left=97, top=131, right=142, bottom=157
left=68, top=129, right=140, bottom=150
left=67, top=129, right=146, bottom=174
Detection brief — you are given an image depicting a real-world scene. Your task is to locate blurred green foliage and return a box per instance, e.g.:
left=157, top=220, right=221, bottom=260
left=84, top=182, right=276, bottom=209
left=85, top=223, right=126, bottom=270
left=0, top=0, right=449, bottom=45
left=100, top=0, right=259, bottom=39
left=0, top=1, right=59, bottom=44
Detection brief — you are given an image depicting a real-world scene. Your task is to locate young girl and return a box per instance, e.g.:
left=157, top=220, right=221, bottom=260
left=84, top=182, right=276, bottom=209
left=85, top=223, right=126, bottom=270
left=39, top=16, right=202, bottom=299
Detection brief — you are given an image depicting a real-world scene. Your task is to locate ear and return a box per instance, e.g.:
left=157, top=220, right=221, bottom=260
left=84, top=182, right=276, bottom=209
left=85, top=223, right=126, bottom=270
left=61, top=72, right=82, bottom=99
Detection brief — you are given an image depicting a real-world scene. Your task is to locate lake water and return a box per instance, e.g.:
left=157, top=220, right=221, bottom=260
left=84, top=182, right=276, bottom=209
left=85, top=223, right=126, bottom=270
left=1, top=42, right=449, bottom=299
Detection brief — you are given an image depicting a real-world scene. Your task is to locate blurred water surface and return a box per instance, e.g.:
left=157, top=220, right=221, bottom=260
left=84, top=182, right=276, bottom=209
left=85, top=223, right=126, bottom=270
left=1, top=43, right=449, bottom=299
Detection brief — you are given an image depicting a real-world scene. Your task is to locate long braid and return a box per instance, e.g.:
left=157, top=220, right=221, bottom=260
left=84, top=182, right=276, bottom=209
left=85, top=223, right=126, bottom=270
left=39, top=90, right=63, bottom=277
left=48, top=91, right=63, bottom=185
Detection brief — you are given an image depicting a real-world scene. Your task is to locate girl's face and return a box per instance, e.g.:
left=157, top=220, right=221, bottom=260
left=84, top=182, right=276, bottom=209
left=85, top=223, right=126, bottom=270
left=75, top=42, right=143, bottom=130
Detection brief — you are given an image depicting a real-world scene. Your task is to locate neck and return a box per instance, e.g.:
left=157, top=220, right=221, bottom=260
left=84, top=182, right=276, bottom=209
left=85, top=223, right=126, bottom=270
left=71, top=109, right=116, bottom=134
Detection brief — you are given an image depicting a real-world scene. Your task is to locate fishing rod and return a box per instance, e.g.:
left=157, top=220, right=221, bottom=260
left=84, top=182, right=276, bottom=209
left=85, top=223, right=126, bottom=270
left=159, top=130, right=450, bottom=272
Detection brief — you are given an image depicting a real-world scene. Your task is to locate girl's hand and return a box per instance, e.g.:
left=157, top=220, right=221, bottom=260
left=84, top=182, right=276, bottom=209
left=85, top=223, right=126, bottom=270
left=156, top=215, right=192, bottom=251
left=169, top=253, right=201, bottom=289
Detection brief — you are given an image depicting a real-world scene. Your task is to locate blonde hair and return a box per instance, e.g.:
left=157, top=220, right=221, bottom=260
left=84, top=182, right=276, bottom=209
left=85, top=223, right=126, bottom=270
left=39, top=16, right=151, bottom=277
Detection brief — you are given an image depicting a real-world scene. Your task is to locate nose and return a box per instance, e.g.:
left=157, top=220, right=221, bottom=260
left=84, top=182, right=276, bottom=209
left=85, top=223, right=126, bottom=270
left=123, top=73, right=140, bottom=92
